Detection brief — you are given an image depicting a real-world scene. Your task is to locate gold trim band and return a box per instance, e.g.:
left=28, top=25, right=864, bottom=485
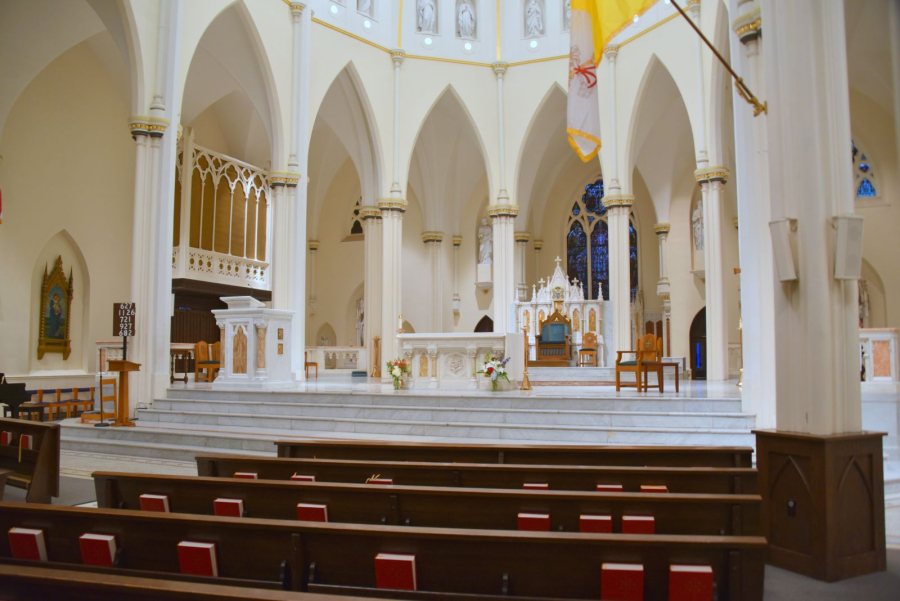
left=452, top=236, right=463, bottom=246
left=695, top=167, right=730, bottom=184
left=308, top=240, right=319, bottom=251
left=514, top=232, right=531, bottom=242
left=422, top=231, right=444, bottom=243
left=533, top=239, right=544, bottom=250
left=602, top=194, right=635, bottom=209
left=487, top=204, right=519, bottom=217
left=360, top=206, right=382, bottom=220
left=653, top=223, right=671, bottom=234
left=269, top=171, right=301, bottom=187
left=377, top=197, right=408, bottom=212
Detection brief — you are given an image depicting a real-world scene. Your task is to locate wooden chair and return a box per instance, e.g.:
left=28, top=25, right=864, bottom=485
left=535, top=309, right=571, bottom=362
left=578, top=332, right=599, bottom=367
left=615, top=333, right=662, bottom=392
left=305, top=351, right=318, bottom=379
left=194, top=341, right=221, bottom=383
left=82, top=378, right=117, bottom=423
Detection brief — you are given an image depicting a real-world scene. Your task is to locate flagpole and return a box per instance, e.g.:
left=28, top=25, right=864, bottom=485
left=670, top=0, right=768, bottom=117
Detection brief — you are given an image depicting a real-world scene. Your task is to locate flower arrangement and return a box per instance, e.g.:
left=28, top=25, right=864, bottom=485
left=386, top=358, right=411, bottom=390
left=477, top=354, right=510, bottom=392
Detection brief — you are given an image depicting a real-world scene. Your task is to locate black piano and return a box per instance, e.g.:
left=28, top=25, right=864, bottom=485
left=0, top=382, right=35, bottom=420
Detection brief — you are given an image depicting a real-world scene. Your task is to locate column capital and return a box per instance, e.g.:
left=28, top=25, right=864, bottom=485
left=129, top=116, right=168, bottom=139
left=288, top=2, right=306, bottom=15
left=514, top=231, right=531, bottom=243
left=602, top=194, right=634, bottom=209
left=687, top=0, right=701, bottom=19
left=492, top=61, right=509, bottom=76
left=487, top=204, right=519, bottom=217
left=694, top=166, right=729, bottom=184
left=604, top=45, right=619, bottom=60
left=308, top=240, right=319, bottom=251
left=653, top=223, right=671, bottom=235
left=732, top=8, right=761, bottom=44
left=377, top=197, right=408, bottom=212
left=452, top=236, right=463, bottom=246
left=360, top=205, right=383, bottom=220
left=422, top=231, right=444, bottom=243
left=269, top=171, right=301, bottom=187
left=390, top=49, right=406, bottom=66
left=533, top=239, right=544, bottom=251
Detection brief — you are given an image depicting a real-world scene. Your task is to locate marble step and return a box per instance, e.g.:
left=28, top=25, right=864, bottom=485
left=527, top=367, right=617, bottom=381
left=165, top=389, right=744, bottom=413
left=149, top=398, right=755, bottom=430
left=137, top=407, right=754, bottom=444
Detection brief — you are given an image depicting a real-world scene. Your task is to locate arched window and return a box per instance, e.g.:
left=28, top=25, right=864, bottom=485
left=852, top=140, right=877, bottom=198
left=565, top=178, right=637, bottom=301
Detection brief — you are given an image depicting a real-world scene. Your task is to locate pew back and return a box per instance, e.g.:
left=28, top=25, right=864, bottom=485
left=197, top=455, right=758, bottom=495
left=94, top=472, right=762, bottom=535
left=0, top=501, right=765, bottom=600
left=0, top=417, right=60, bottom=502
left=274, top=440, right=754, bottom=467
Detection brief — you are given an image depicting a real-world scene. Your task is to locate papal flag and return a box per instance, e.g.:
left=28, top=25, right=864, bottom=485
left=568, top=0, right=659, bottom=162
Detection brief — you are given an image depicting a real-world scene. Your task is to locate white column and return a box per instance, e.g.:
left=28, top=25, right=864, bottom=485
left=307, top=240, right=318, bottom=315
left=175, top=128, right=193, bottom=275
left=533, top=239, right=543, bottom=277
left=490, top=61, right=515, bottom=333
left=389, top=50, right=404, bottom=195
left=762, top=0, right=861, bottom=434
left=515, top=232, right=530, bottom=301
left=688, top=0, right=709, bottom=168
left=697, top=168, right=730, bottom=380
left=732, top=1, right=776, bottom=426
left=282, top=2, right=311, bottom=379
left=654, top=223, right=671, bottom=356
left=128, top=0, right=183, bottom=404
left=362, top=207, right=382, bottom=375
left=602, top=44, right=632, bottom=352
left=452, top=236, right=462, bottom=319
left=423, top=232, right=443, bottom=332
left=380, top=200, right=406, bottom=364
left=490, top=209, right=516, bottom=333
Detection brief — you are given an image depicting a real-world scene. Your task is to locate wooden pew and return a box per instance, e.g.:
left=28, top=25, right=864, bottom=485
left=93, top=472, right=762, bottom=536
left=0, top=563, right=361, bottom=601
left=275, top=439, right=754, bottom=468
left=0, top=417, right=60, bottom=503
left=197, top=455, right=759, bottom=495
left=0, top=469, right=9, bottom=501
left=0, top=501, right=766, bottom=600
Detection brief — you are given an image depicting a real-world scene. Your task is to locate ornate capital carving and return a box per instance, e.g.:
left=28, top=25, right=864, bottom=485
left=732, top=8, right=761, bottom=44
left=487, top=204, right=518, bottom=217
left=604, top=45, right=619, bottom=60
left=308, top=240, right=319, bottom=251
left=452, top=235, right=463, bottom=246
left=359, top=206, right=382, bottom=220
left=289, top=2, right=306, bottom=15
left=377, top=197, right=408, bottom=212
left=422, top=231, right=444, bottom=243
left=390, top=49, right=405, bottom=66
left=269, top=171, right=300, bottom=187
left=694, top=166, right=730, bottom=184
left=602, top=194, right=634, bottom=209
left=492, top=61, right=508, bottom=76
left=514, top=232, right=531, bottom=243
left=129, top=116, right=167, bottom=139
left=533, top=239, right=544, bottom=251
left=653, top=223, right=671, bottom=235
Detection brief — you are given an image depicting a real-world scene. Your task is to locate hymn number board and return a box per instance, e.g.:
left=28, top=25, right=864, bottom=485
left=113, top=303, right=136, bottom=337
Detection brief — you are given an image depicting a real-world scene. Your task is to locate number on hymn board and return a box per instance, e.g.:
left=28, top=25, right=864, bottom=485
left=113, top=303, right=136, bottom=337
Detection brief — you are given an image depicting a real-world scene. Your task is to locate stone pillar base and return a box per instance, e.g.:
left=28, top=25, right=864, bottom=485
left=753, top=429, right=886, bottom=582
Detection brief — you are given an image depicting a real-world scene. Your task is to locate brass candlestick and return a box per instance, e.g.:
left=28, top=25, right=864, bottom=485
left=372, top=336, right=381, bottom=378
left=520, top=330, right=532, bottom=391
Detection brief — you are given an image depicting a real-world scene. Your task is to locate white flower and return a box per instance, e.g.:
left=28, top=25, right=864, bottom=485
left=391, top=366, right=401, bottom=377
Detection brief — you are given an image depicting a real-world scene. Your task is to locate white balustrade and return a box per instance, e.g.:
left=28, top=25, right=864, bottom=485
left=173, top=246, right=270, bottom=289
left=306, top=346, right=366, bottom=371
left=860, top=328, right=899, bottom=391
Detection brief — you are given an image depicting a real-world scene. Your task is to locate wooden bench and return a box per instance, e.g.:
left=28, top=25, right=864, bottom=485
left=0, top=469, right=9, bottom=501
left=94, top=472, right=762, bottom=536
left=0, top=501, right=766, bottom=599
left=0, top=418, right=60, bottom=503
left=198, top=455, right=759, bottom=495
left=20, top=387, right=96, bottom=421
left=0, top=563, right=358, bottom=601
left=275, top=440, right=754, bottom=468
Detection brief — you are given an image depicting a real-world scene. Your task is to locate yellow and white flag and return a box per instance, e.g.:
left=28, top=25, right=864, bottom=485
left=568, top=0, right=659, bottom=162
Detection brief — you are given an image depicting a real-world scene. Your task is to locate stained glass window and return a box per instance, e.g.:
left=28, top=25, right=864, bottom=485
left=571, top=202, right=580, bottom=216
left=583, top=179, right=606, bottom=215
left=851, top=140, right=877, bottom=198
left=629, top=223, right=638, bottom=302
left=591, top=221, right=609, bottom=301
left=567, top=221, right=588, bottom=297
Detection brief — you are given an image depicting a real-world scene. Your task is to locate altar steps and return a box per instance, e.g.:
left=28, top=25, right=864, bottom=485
left=58, top=388, right=755, bottom=462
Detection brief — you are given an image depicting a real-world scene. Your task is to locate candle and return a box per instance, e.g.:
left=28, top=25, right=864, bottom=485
left=398, top=315, right=403, bottom=330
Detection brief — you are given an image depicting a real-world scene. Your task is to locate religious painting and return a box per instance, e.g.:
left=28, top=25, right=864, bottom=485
left=38, top=256, right=74, bottom=360
left=522, top=310, right=530, bottom=334
left=572, top=308, right=580, bottom=332
left=538, top=310, right=546, bottom=325
left=278, top=328, right=284, bottom=340
left=589, top=308, right=597, bottom=333
left=278, top=343, right=284, bottom=355
left=233, top=326, right=248, bottom=374
left=419, top=354, right=429, bottom=377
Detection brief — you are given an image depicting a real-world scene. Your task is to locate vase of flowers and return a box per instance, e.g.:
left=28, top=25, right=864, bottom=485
left=386, top=358, right=411, bottom=390
left=477, top=354, right=510, bottom=392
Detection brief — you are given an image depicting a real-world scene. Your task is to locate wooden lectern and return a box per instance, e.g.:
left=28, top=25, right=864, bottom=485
left=106, top=360, right=140, bottom=427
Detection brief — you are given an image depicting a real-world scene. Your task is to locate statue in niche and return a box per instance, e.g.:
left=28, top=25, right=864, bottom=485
left=858, top=279, right=870, bottom=328
left=356, top=298, right=365, bottom=347
left=692, top=200, right=704, bottom=251
left=525, top=0, right=543, bottom=37
left=589, top=308, right=597, bottom=333
left=233, top=326, right=248, bottom=374
left=457, top=0, right=476, bottom=38
left=564, top=0, right=571, bottom=30
left=417, top=0, right=436, bottom=33
left=477, top=217, right=493, bottom=264
left=357, top=0, right=373, bottom=16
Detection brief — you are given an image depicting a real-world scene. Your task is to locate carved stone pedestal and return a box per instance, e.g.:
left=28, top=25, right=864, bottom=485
left=754, top=429, right=886, bottom=582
